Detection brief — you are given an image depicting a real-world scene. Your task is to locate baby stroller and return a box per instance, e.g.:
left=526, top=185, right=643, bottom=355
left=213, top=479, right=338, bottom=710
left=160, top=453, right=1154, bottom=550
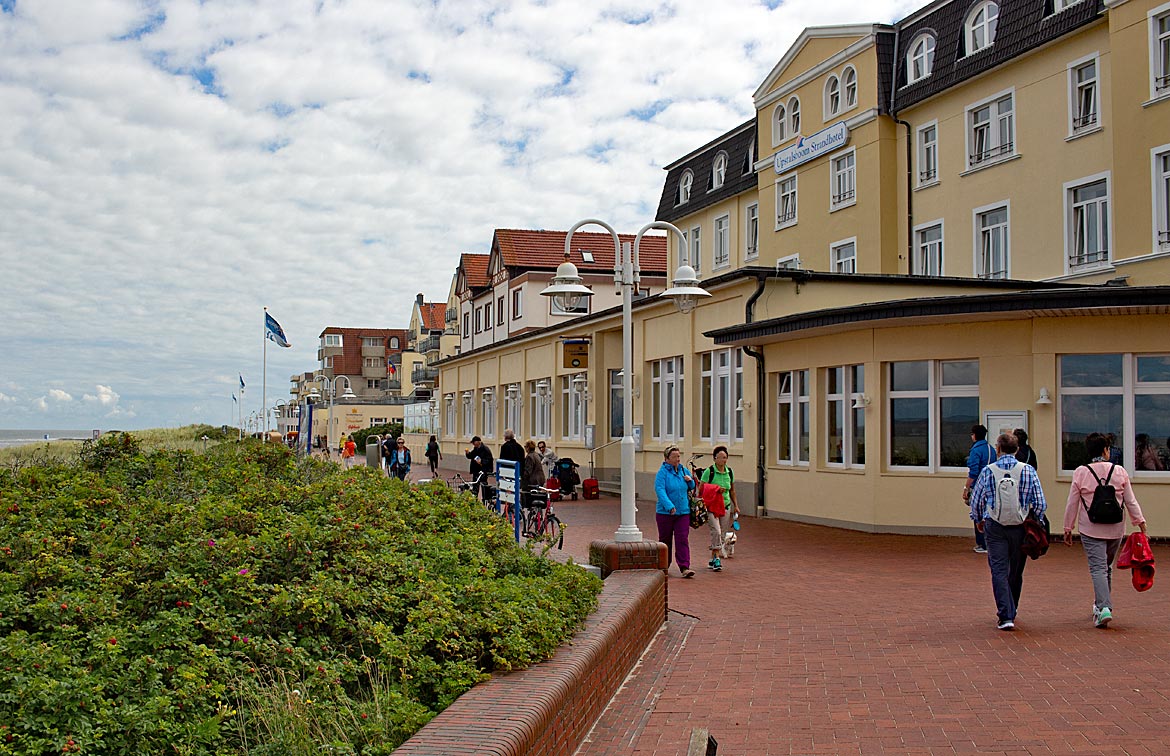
left=555, top=458, right=581, bottom=500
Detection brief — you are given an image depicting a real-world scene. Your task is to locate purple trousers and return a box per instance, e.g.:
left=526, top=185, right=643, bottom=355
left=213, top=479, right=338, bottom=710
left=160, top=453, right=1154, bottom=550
left=656, top=513, right=691, bottom=572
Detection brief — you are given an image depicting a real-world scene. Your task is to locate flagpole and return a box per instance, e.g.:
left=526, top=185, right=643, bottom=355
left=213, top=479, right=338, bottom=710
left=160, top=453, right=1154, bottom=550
left=263, top=307, right=269, bottom=442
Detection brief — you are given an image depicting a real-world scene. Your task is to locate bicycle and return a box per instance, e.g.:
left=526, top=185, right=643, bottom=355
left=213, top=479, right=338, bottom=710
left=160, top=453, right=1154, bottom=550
left=520, top=483, right=564, bottom=549
left=450, top=471, right=498, bottom=512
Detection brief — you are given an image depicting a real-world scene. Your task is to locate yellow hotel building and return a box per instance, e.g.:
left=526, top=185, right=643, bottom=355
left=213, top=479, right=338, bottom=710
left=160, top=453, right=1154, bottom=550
left=438, top=0, right=1170, bottom=536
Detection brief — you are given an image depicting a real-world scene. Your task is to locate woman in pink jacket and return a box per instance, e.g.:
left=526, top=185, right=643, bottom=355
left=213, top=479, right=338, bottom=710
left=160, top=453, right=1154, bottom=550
left=1063, top=432, right=1148, bottom=628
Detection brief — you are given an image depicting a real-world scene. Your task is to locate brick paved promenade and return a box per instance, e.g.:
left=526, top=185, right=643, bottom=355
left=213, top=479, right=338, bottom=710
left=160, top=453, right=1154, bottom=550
left=411, top=463, right=1170, bottom=755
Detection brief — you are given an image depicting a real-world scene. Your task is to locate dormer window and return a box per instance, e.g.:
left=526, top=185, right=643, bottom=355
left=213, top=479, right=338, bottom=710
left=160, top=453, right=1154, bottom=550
left=965, top=1, right=999, bottom=55
left=788, top=96, right=801, bottom=135
left=390, top=337, right=399, bottom=349
left=773, top=103, right=787, bottom=145
left=907, top=32, right=936, bottom=83
left=842, top=66, right=857, bottom=109
left=678, top=170, right=693, bottom=204
left=825, top=75, right=841, bottom=118
left=712, top=152, right=728, bottom=190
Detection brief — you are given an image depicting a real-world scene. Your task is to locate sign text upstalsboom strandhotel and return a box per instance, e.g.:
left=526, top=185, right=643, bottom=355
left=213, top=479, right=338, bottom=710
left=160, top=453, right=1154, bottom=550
left=774, top=122, right=850, bottom=174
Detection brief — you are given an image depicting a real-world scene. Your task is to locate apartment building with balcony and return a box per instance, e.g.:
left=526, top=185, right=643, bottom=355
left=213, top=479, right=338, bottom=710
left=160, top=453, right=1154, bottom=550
left=317, top=326, right=409, bottom=399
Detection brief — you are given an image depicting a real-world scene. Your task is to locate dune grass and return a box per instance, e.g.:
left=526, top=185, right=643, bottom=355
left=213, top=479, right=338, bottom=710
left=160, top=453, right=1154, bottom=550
left=0, top=424, right=231, bottom=468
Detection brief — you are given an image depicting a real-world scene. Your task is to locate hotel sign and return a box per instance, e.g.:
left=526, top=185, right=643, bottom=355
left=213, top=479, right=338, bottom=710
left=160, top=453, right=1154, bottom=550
left=773, top=122, right=850, bottom=174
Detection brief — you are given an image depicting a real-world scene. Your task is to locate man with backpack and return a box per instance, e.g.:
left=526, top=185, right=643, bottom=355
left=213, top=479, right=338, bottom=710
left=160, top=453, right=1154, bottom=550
left=970, top=433, right=1048, bottom=631
left=1062, top=432, right=1148, bottom=628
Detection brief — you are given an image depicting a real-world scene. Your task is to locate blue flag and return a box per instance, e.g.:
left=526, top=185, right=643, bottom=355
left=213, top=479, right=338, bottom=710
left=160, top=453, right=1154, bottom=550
left=239, top=374, right=245, bottom=390
left=265, top=312, right=291, bottom=348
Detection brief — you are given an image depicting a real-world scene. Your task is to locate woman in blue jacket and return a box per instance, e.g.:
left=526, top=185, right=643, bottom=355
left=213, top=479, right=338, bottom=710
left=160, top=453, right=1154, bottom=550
left=655, top=445, right=696, bottom=578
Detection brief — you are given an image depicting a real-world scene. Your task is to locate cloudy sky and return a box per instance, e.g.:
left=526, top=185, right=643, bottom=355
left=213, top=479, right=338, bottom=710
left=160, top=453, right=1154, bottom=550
left=0, top=0, right=918, bottom=430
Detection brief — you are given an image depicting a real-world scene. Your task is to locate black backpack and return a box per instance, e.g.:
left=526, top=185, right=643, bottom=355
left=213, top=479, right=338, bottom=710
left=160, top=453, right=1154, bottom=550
left=1082, top=464, right=1123, bottom=524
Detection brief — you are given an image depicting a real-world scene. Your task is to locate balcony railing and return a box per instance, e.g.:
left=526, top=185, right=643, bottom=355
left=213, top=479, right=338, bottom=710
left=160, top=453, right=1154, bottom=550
left=1072, top=111, right=1097, bottom=130
left=1068, top=248, right=1109, bottom=268
left=420, top=334, right=442, bottom=353
left=412, top=366, right=439, bottom=385
left=918, top=168, right=937, bottom=183
left=969, top=141, right=1013, bottom=166
left=831, top=188, right=855, bottom=206
left=445, top=308, right=458, bottom=323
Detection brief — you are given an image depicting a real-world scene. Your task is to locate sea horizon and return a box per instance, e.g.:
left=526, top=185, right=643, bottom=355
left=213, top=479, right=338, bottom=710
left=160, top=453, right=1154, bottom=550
left=0, top=428, right=99, bottom=449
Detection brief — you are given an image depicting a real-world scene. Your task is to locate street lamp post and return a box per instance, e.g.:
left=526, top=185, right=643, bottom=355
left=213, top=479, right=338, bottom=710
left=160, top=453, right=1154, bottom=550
left=541, top=219, right=709, bottom=543
left=305, top=375, right=356, bottom=456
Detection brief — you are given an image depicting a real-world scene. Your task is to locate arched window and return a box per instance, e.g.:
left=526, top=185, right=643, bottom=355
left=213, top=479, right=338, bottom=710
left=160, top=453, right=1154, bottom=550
left=907, top=32, right=936, bottom=82
left=772, top=103, right=787, bottom=145
left=842, top=66, right=857, bottom=109
left=712, top=152, right=728, bottom=189
left=825, top=75, right=841, bottom=118
left=678, top=170, right=693, bottom=204
left=788, top=96, right=801, bottom=136
left=965, top=1, right=999, bottom=55
left=390, top=337, right=399, bottom=349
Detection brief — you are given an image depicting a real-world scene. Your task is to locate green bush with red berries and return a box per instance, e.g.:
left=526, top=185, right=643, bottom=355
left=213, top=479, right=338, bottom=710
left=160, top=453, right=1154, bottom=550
left=0, top=434, right=601, bottom=754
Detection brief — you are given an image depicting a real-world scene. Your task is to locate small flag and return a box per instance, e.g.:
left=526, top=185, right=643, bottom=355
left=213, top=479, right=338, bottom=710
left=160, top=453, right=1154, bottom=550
left=387, top=360, right=397, bottom=376
left=239, top=374, right=246, bottom=390
left=265, top=312, right=292, bottom=348
left=232, top=393, right=237, bottom=403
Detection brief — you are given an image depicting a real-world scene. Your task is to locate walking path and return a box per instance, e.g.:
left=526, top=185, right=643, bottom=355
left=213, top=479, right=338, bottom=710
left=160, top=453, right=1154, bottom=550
left=409, top=462, right=1170, bottom=755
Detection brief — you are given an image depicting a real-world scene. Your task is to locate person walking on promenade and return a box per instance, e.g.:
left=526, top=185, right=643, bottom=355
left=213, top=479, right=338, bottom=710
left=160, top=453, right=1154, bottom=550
left=521, top=440, right=546, bottom=509
left=424, top=434, right=442, bottom=477
left=537, top=441, right=557, bottom=478
left=701, top=445, right=739, bottom=572
left=499, top=429, right=525, bottom=464
left=342, top=435, right=357, bottom=469
left=1014, top=428, right=1038, bottom=469
left=655, top=445, right=695, bottom=579
left=1063, top=432, right=1148, bottom=628
left=963, top=424, right=996, bottom=554
left=388, top=437, right=412, bottom=481
left=970, top=433, right=1048, bottom=631
left=465, top=436, right=494, bottom=500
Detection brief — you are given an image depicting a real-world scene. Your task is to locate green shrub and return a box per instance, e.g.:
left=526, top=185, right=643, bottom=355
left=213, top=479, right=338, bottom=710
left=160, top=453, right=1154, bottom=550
left=350, top=424, right=403, bottom=452
left=0, top=438, right=600, bottom=754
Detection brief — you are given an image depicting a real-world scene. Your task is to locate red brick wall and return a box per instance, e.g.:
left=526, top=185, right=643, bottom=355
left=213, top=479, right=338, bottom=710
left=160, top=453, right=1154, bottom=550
left=394, top=569, right=666, bottom=756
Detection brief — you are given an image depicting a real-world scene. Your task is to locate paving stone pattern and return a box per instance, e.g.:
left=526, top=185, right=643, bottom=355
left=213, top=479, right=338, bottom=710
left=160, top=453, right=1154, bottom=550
left=415, top=464, right=1170, bottom=755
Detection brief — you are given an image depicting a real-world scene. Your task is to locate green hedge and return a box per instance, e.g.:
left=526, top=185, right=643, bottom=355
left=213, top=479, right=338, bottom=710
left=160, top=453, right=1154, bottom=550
left=0, top=434, right=600, bottom=754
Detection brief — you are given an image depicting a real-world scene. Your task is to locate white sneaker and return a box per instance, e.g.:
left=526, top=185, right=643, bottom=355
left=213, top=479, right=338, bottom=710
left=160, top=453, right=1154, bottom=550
left=1095, top=607, right=1112, bottom=628
left=997, top=619, right=1015, bottom=631
left=974, top=546, right=988, bottom=554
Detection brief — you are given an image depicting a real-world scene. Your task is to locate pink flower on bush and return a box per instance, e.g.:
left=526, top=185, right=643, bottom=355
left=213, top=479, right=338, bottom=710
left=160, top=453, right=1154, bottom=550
left=207, top=539, right=216, bottom=548
left=238, top=568, right=248, bottom=575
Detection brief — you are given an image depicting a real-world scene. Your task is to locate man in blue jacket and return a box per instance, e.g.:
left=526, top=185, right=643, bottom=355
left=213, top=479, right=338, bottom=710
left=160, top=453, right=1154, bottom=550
left=963, top=424, right=995, bottom=553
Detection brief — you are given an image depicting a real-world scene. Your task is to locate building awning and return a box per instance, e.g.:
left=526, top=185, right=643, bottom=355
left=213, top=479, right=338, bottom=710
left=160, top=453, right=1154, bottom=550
left=706, top=285, right=1170, bottom=347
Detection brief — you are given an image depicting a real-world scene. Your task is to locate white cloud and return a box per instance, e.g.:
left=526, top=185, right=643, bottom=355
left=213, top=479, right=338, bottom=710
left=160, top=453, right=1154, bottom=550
left=48, top=389, right=73, bottom=402
left=0, top=392, right=16, bottom=404
left=0, top=0, right=920, bottom=429
left=33, top=397, right=48, bottom=412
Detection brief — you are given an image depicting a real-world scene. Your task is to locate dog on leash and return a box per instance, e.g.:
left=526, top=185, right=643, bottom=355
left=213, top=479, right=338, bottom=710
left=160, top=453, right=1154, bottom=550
left=722, top=530, right=737, bottom=557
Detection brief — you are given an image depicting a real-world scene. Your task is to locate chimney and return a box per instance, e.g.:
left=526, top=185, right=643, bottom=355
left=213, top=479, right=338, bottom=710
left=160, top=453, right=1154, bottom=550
left=416, top=293, right=424, bottom=305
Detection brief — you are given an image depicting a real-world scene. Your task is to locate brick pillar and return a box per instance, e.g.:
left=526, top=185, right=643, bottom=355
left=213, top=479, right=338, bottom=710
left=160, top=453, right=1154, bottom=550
left=589, top=539, right=668, bottom=578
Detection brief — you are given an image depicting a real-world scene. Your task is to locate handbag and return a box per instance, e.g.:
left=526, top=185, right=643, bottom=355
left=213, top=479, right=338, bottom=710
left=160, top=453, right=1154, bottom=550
left=1021, top=511, right=1050, bottom=560
left=699, top=482, right=726, bottom=517
left=688, top=494, right=709, bottom=529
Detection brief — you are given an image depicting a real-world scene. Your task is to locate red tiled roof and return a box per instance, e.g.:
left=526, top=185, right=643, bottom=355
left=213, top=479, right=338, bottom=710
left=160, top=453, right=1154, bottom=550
left=460, top=253, right=491, bottom=289
left=420, top=302, right=446, bottom=331
left=494, top=229, right=668, bottom=274
left=319, top=327, right=408, bottom=341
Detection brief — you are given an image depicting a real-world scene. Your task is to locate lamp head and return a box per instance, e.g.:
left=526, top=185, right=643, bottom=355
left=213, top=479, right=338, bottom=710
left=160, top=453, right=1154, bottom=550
left=662, top=263, right=710, bottom=314
left=541, top=252, right=593, bottom=311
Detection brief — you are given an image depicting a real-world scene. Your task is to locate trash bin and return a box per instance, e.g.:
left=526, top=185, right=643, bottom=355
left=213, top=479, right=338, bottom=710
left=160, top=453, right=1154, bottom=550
left=365, top=434, right=382, bottom=469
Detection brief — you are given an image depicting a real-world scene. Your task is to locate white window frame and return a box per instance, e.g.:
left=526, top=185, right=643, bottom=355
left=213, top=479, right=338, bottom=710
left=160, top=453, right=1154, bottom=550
left=887, top=359, right=980, bottom=472
left=496, top=295, right=505, bottom=326
left=712, top=151, right=728, bottom=190
left=913, top=219, right=945, bottom=276
left=973, top=201, right=1010, bottom=280
left=462, top=393, right=475, bottom=438
left=1055, top=0, right=1087, bottom=10
left=777, top=253, right=802, bottom=270
left=651, top=357, right=685, bottom=441
left=678, top=170, right=693, bottom=204
left=362, top=337, right=382, bottom=348
left=772, top=102, right=787, bottom=146
left=776, top=173, right=798, bottom=230
left=776, top=369, right=810, bottom=466
left=528, top=379, right=552, bottom=439
left=1064, top=172, right=1111, bottom=273
left=1150, top=4, right=1170, bottom=101
left=481, top=389, right=496, bottom=439
left=560, top=374, right=587, bottom=441
left=824, top=74, right=841, bottom=119
left=964, top=1, right=999, bottom=56
left=713, top=214, right=730, bottom=269
left=512, top=287, right=523, bottom=319
left=829, top=148, right=856, bottom=211
left=830, top=237, right=857, bottom=274
left=322, top=356, right=333, bottom=369
left=474, top=307, right=482, bottom=333
left=1154, top=143, right=1170, bottom=252
left=788, top=96, right=801, bottom=137
left=907, top=32, right=936, bottom=83
left=363, top=357, right=381, bottom=368
left=825, top=364, right=866, bottom=469
left=745, top=203, right=759, bottom=260
left=445, top=394, right=456, bottom=438
left=689, top=225, right=702, bottom=274
left=322, top=334, right=342, bottom=347
left=700, top=349, right=744, bottom=443
left=1058, top=353, right=1170, bottom=475
left=842, top=65, right=858, bottom=111
left=1067, top=53, right=1101, bottom=138
left=964, top=89, right=1015, bottom=171
left=916, top=120, right=939, bottom=188
left=462, top=312, right=469, bottom=337
left=504, top=386, right=522, bottom=436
